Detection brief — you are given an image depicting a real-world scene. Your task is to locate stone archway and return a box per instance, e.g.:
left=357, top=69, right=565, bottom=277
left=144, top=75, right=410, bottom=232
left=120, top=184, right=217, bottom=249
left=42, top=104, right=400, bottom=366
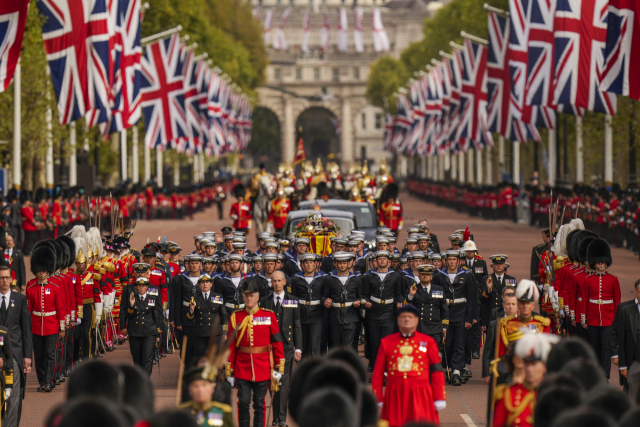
left=295, top=107, right=339, bottom=163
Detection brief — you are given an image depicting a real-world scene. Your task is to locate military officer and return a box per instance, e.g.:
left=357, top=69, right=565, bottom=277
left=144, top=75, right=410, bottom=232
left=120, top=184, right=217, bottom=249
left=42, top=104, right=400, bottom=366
left=268, top=190, right=291, bottom=236
left=74, top=249, right=101, bottom=360
left=282, top=238, right=310, bottom=278
left=229, top=184, right=252, bottom=233
left=180, top=366, right=234, bottom=427
left=379, top=184, right=403, bottom=234
left=170, top=254, right=204, bottom=363
left=226, top=280, right=285, bottom=427
left=431, top=250, right=476, bottom=386
left=479, top=255, right=516, bottom=332
left=530, top=229, right=550, bottom=283
left=406, top=264, right=448, bottom=345
left=362, top=251, right=404, bottom=369
left=120, top=278, right=164, bottom=376
left=187, top=275, right=228, bottom=358
left=289, top=253, right=325, bottom=357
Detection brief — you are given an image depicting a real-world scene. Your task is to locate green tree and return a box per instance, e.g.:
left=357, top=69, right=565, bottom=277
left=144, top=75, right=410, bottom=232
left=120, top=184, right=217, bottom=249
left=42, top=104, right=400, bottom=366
left=365, top=56, right=408, bottom=113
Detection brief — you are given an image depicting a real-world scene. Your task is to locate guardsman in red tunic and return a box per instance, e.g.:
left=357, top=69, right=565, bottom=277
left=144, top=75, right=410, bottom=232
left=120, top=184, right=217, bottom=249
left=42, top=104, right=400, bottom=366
left=579, top=238, right=620, bottom=378
left=268, top=190, right=291, bottom=234
left=372, top=304, right=446, bottom=426
left=379, top=183, right=403, bottom=234
left=167, top=246, right=183, bottom=277
left=26, top=245, right=66, bottom=392
left=73, top=248, right=101, bottom=360
left=100, top=241, right=119, bottom=350
left=229, top=184, right=252, bottom=233
left=226, top=280, right=285, bottom=427
left=492, top=331, right=558, bottom=427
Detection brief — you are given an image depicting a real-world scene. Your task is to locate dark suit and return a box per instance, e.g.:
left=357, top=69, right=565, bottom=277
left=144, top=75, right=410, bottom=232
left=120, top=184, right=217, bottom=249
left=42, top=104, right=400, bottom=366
left=121, top=292, right=164, bottom=376
left=259, top=292, right=302, bottom=424
left=406, top=283, right=448, bottom=344
left=187, top=291, right=227, bottom=358
left=428, top=233, right=440, bottom=253
left=290, top=273, right=325, bottom=357
left=616, top=301, right=640, bottom=402
left=7, top=250, right=26, bottom=291
left=479, top=274, right=517, bottom=327
left=463, top=259, right=487, bottom=362
left=610, top=299, right=636, bottom=391
left=0, top=291, right=30, bottom=427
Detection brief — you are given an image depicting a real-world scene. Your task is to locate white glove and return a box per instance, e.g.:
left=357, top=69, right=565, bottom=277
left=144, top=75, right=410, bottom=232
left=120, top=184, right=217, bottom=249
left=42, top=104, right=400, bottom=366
left=247, top=224, right=252, bottom=229
left=377, top=402, right=383, bottom=409
left=95, top=302, right=104, bottom=323
left=272, top=371, right=282, bottom=382
left=227, top=377, right=235, bottom=387
left=434, top=400, right=446, bottom=411
left=76, top=318, right=82, bottom=326
left=109, top=290, right=117, bottom=310
left=5, top=389, right=10, bottom=399
left=397, top=225, right=403, bottom=230
left=165, top=309, right=170, bottom=320
left=231, top=214, right=238, bottom=220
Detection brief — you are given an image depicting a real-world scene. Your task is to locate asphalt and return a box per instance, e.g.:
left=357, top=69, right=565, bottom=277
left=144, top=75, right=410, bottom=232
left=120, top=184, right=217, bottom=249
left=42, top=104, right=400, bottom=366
left=19, top=192, right=640, bottom=427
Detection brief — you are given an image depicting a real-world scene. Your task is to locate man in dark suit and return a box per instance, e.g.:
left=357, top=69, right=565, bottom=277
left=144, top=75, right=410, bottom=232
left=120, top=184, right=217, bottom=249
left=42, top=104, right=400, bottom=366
left=479, top=255, right=517, bottom=331
left=120, top=278, right=164, bottom=376
left=530, top=230, right=549, bottom=283
left=615, top=280, right=640, bottom=402
left=259, top=271, right=301, bottom=427
left=4, top=235, right=26, bottom=293
left=610, top=292, right=637, bottom=393
left=406, top=264, right=448, bottom=345
left=186, top=274, right=227, bottom=357
left=0, top=265, right=31, bottom=427
left=461, top=241, right=487, bottom=360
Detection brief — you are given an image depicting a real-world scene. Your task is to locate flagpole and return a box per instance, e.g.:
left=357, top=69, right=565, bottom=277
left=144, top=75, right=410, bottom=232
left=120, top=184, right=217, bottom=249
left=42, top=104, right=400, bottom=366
left=459, top=152, right=465, bottom=183
left=548, top=128, right=556, bottom=186
left=69, top=122, right=77, bottom=186
left=141, top=25, right=182, bottom=45
left=604, top=115, right=613, bottom=186
left=483, top=3, right=510, bottom=17
left=132, top=127, right=139, bottom=184
left=174, top=160, right=180, bottom=186
left=156, top=148, right=163, bottom=187
left=120, top=129, right=128, bottom=181
left=576, top=116, right=584, bottom=183
left=460, top=31, right=488, bottom=45
left=144, top=143, right=151, bottom=184
left=486, top=148, right=493, bottom=184
left=513, top=142, right=521, bottom=185
left=12, top=59, right=20, bottom=191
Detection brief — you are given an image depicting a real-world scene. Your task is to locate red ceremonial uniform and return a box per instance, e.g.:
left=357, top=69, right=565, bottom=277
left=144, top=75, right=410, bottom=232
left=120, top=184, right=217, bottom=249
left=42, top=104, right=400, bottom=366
left=494, top=315, right=551, bottom=358
left=579, top=271, right=621, bottom=327
left=565, top=265, right=586, bottom=321
left=20, top=205, right=38, bottom=232
left=229, top=201, right=252, bottom=230
left=571, top=270, right=591, bottom=324
left=149, top=264, right=168, bottom=307
left=379, top=201, right=403, bottom=231
left=77, top=270, right=102, bottom=308
left=63, top=270, right=83, bottom=322
left=372, top=332, right=445, bottom=427
left=168, top=261, right=181, bottom=277
left=227, top=307, right=285, bottom=383
left=26, top=278, right=66, bottom=335
left=268, top=198, right=291, bottom=230
left=492, top=382, right=536, bottom=427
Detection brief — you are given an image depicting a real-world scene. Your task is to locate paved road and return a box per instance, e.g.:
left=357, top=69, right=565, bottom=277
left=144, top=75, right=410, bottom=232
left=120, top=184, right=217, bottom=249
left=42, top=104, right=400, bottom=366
left=19, top=192, right=640, bottom=427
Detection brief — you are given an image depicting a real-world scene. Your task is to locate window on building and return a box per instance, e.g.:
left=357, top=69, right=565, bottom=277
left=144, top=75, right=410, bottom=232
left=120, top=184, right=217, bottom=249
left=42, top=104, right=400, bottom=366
left=274, top=67, right=281, bottom=80
left=375, top=113, right=382, bottom=129
left=332, top=67, right=339, bottom=82
left=296, top=68, right=302, bottom=81
left=353, top=67, right=360, bottom=80
left=314, top=67, right=320, bottom=81
left=361, top=113, right=366, bottom=130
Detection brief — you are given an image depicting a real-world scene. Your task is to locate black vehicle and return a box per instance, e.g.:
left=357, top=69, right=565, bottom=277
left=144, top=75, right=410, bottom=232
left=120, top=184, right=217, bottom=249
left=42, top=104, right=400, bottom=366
left=298, top=200, right=377, bottom=244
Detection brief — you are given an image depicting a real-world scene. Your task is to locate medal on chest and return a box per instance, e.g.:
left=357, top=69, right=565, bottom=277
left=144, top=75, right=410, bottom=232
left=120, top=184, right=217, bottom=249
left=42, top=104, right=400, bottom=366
left=208, top=411, right=223, bottom=426
left=212, top=296, right=223, bottom=304
left=253, top=316, right=271, bottom=325
left=148, top=299, right=155, bottom=306
left=149, top=288, right=158, bottom=296
left=45, top=288, right=51, bottom=295
left=397, top=344, right=414, bottom=372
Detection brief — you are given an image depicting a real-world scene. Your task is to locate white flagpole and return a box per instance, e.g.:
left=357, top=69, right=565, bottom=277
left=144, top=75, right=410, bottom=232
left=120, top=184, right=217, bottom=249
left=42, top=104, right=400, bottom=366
left=132, top=126, right=139, bottom=184
left=69, top=122, right=77, bottom=186
left=120, top=129, right=128, bottom=181
left=174, top=160, right=180, bottom=186
left=141, top=25, right=182, bottom=45
left=576, top=116, right=584, bottom=183
left=13, top=60, right=20, bottom=190
left=604, top=115, right=613, bottom=185
left=144, top=142, right=151, bottom=184
left=156, top=148, right=163, bottom=187
left=512, top=141, right=520, bottom=185
left=46, top=67, right=54, bottom=190
left=548, top=128, right=556, bottom=186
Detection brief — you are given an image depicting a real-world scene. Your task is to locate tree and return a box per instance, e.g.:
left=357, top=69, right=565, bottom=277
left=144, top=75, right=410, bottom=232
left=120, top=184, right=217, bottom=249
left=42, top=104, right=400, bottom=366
left=365, top=56, right=408, bottom=114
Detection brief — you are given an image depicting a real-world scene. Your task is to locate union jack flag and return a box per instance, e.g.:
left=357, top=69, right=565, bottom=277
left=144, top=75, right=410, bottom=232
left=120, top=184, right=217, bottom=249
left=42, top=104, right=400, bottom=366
left=392, top=92, right=412, bottom=154
left=421, top=69, right=442, bottom=156
left=139, top=34, right=186, bottom=150
left=487, top=10, right=541, bottom=142
left=437, top=60, right=451, bottom=155
left=195, top=61, right=210, bottom=155
left=554, top=0, right=617, bottom=114
left=446, top=51, right=464, bottom=153
left=602, top=0, right=640, bottom=99
left=457, top=39, right=493, bottom=151
left=99, top=0, right=143, bottom=137
left=207, top=71, right=226, bottom=156
left=180, top=49, right=203, bottom=155
left=407, top=79, right=426, bottom=156
left=38, top=0, right=111, bottom=125
left=0, top=0, right=30, bottom=92
left=383, top=112, right=394, bottom=152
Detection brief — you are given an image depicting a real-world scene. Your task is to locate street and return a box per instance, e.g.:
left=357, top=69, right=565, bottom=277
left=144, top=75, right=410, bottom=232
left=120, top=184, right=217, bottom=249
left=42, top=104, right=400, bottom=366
left=19, top=192, right=640, bottom=427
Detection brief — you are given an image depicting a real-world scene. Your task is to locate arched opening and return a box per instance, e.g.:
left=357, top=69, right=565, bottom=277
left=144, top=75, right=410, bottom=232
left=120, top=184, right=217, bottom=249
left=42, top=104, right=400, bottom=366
left=296, top=107, right=340, bottom=163
left=247, top=107, right=281, bottom=170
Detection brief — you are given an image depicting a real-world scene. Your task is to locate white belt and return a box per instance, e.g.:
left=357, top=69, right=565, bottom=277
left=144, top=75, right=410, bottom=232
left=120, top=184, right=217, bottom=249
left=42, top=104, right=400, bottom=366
left=589, top=299, right=613, bottom=304
left=332, top=302, right=354, bottom=308
left=449, top=298, right=467, bottom=304
left=225, top=303, right=245, bottom=309
left=577, top=297, right=582, bottom=301
left=33, top=311, right=56, bottom=317
left=298, top=300, right=321, bottom=306
left=371, top=296, right=394, bottom=305
left=182, top=301, right=191, bottom=307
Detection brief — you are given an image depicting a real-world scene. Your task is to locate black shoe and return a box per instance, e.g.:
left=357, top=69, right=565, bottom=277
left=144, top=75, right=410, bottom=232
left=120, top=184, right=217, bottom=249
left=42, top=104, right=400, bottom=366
left=44, top=384, right=53, bottom=392
left=54, top=379, right=61, bottom=386
left=37, top=386, right=45, bottom=392
left=59, top=375, right=65, bottom=382
left=472, top=352, right=480, bottom=359
left=463, top=369, right=472, bottom=378
left=279, top=422, right=287, bottom=427
left=452, top=374, right=462, bottom=386
left=272, top=422, right=279, bottom=426
left=66, top=369, right=72, bottom=376
left=165, top=348, right=173, bottom=354
left=161, top=353, right=167, bottom=358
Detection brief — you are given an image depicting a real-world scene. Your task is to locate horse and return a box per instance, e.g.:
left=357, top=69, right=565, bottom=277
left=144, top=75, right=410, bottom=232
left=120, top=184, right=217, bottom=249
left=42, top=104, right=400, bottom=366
left=252, top=176, right=273, bottom=236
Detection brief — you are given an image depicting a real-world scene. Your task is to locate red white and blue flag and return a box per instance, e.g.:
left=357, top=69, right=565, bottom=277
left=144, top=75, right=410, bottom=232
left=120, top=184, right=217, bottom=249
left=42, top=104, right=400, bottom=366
left=392, top=92, right=412, bottom=154
left=38, top=0, right=111, bottom=125
left=179, top=49, right=203, bottom=155
left=446, top=50, right=464, bottom=153
left=383, top=112, right=394, bottom=152
left=602, top=0, right=640, bottom=100
left=0, top=0, right=30, bottom=92
left=207, top=71, right=226, bottom=157
left=139, top=34, right=186, bottom=150
left=407, top=78, right=426, bottom=156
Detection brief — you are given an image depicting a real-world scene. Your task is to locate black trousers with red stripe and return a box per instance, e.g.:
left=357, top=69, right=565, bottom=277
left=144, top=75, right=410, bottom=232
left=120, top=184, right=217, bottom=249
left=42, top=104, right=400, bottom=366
left=236, top=379, right=269, bottom=427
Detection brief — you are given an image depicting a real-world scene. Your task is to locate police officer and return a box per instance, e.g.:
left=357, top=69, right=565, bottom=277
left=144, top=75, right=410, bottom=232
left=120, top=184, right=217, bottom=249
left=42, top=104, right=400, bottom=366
left=432, top=250, right=476, bottom=386
left=322, top=252, right=363, bottom=349
left=120, top=277, right=164, bottom=376
left=407, top=264, right=448, bottom=345
left=187, top=274, right=227, bottom=358
left=289, top=253, right=325, bottom=357
left=362, top=251, right=403, bottom=370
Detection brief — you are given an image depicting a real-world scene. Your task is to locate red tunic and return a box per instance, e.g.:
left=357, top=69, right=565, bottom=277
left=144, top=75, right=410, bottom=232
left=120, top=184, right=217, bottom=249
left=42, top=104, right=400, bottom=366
left=227, top=307, right=285, bottom=383
left=149, top=265, right=168, bottom=306
left=268, top=198, right=291, bottom=230
left=229, top=201, right=252, bottom=230
left=379, top=202, right=403, bottom=231
left=493, top=383, right=536, bottom=427
left=565, top=265, right=585, bottom=320
left=26, top=278, right=66, bottom=336
left=372, top=332, right=445, bottom=427
left=20, top=205, right=38, bottom=232
left=579, top=271, right=621, bottom=327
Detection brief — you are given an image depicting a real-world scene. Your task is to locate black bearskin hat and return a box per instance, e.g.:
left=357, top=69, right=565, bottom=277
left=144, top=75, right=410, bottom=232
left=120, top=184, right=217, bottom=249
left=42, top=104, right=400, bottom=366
left=587, top=238, right=612, bottom=269
left=57, top=235, right=76, bottom=269
left=386, top=183, right=399, bottom=200
left=233, top=183, right=245, bottom=199
left=19, top=190, right=30, bottom=204
left=565, top=229, right=582, bottom=262
left=30, top=245, right=56, bottom=275
left=578, top=235, right=597, bottom=265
